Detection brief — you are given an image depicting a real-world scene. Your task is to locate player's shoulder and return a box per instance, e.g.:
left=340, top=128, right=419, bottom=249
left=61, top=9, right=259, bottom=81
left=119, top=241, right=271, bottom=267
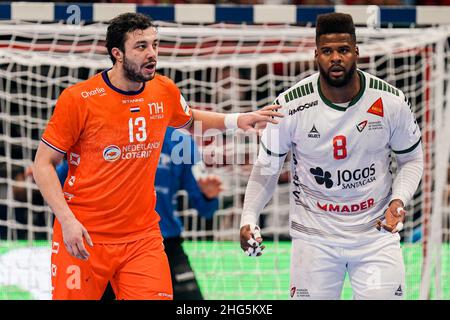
left=275, top=73, right=319, bottom=120
left=60, top=71, right=105, bottom=102
left=277, top=73, right=319, bottom=106
left=362, top=70, right=408, bottom=106
left=267, top=73, right=319, bottom=131
left=143, top=74, right=180, bottom=100
left=151, top=74, right=178, bottom=90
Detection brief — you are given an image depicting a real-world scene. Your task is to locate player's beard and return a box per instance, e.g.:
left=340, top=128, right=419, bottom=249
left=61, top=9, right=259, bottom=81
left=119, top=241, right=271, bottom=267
left=319, top=62, right=357, bottom=88
left=123, top=55, right=155, bottom=83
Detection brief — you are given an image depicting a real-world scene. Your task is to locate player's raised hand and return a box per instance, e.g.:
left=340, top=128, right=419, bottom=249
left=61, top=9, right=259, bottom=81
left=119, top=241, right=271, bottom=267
left=198, top=175, right=224, bottom=199
left=376, top=199, right=406, bottom=233
left=237, top=105, right=284, bottom=132
left=240, top=224, right=265, bottom=257
left=60, top=216, right=94, bottom=260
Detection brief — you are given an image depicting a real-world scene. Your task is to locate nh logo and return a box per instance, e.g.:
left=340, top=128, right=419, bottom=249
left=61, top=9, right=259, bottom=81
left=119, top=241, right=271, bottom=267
left=149, top=102, right=164, bottom=115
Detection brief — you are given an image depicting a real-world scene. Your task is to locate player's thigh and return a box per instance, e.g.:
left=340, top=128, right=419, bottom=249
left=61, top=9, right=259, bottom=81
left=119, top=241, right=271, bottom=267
left=290, top=238, right=346, bottom=300
left=113, top=236, right=173, bottom=300
left=347, top=238, right=405, bottom=300
left=50, top=237, right=109, bottom=300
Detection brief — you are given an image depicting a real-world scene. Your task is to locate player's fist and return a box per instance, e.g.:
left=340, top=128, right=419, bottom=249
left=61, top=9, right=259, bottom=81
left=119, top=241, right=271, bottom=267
left=240, top=224, right=265, bottom=257
left=376, top=199, right=406, bottom=233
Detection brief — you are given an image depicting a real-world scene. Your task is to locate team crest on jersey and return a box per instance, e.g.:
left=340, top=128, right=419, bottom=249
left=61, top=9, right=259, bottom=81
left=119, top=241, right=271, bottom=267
left=367, top=98, right=384, bottom=117
left=356, top=120, right=368, bottom=132
left=103, top=145, right=121, bottom=162
left=357, top=120, right=383, bottom=132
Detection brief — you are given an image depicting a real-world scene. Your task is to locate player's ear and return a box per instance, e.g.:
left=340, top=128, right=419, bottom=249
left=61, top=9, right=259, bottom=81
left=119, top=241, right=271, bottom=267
left=355, top=46, right=359, bottom=57
left=314, top=49, right=318, bottom=59
left=111, top=47, right=123, bottom=63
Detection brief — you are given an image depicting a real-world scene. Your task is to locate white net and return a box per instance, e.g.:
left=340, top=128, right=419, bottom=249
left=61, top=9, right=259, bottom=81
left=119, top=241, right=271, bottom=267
left=0, top=21, right=449, bottom=300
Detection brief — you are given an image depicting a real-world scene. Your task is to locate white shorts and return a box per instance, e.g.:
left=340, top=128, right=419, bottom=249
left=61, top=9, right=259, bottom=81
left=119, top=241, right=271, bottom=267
left=289, top=235, right=405, bottom=300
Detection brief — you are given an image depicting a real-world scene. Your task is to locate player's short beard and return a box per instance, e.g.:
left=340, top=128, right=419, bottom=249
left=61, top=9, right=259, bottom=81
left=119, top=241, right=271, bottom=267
left=319, top=62, right=357, bottom=88
left=123, top=55, right=154, bottom=83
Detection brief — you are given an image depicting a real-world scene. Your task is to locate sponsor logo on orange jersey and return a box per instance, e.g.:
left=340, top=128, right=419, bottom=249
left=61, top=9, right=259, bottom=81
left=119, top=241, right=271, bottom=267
left=81, top=87, right=106, bottom=99
left=103, top=145, right=121, bottom=162
left=149, top=102, right=164, bottom=119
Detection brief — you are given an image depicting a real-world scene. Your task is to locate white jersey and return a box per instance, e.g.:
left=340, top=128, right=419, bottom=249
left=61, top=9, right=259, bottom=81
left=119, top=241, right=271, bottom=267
left=260, top=70, right=421, bottom=247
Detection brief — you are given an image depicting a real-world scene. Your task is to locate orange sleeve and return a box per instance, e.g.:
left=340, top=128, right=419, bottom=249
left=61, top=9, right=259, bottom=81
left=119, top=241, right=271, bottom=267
left=41, top=88, right=84, bottom=153
left=166, top=80, right=193, bottom=129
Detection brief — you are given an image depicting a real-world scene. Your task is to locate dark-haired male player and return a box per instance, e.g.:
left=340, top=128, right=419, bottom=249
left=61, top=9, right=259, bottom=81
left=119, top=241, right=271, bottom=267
left=33, top=12, right=282, bottom=300
left=240, top=13, right=423, bottom=299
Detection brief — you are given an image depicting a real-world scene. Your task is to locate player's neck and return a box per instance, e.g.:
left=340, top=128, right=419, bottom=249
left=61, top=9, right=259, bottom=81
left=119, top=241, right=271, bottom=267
left=107, top=66, right=144, bottom=92
left=319, top=72, right=360, bottom=104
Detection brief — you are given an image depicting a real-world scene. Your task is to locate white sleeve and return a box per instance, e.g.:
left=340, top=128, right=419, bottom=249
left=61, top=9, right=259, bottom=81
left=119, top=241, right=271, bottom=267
left=240, top=153, right=285, bottom=227
left=240, top=97, right=292, bottom=227
left=391, top=142, right=424, bottom=207
left=390, top=95, right=421, bottom=154
left=259, top=99, right=292, bottom=174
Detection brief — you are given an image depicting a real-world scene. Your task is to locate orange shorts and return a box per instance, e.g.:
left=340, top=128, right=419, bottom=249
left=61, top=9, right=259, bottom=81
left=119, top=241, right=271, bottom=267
left=51, top=233, right=173, bottom=300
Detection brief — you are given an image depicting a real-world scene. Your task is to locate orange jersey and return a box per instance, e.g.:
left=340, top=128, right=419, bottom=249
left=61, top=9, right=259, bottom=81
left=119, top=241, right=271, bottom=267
left=42, top=71, right=192, bottom=243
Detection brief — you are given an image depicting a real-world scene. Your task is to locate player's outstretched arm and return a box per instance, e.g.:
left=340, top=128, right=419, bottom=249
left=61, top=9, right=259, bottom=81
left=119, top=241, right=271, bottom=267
left=187, top=104, right=283, bottom=135
left=33, top=142, right=93, bottom=260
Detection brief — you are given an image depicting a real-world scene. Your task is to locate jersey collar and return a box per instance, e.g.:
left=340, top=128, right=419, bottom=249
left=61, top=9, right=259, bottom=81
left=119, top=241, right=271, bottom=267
left=101, top=68, right=146, bottom=96
left=318, top=70, right=366, bottom=112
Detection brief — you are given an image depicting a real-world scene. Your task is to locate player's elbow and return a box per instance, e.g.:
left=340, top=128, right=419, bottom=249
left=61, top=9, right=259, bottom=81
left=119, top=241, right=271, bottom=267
left=33, top=145, right=62, bottom=184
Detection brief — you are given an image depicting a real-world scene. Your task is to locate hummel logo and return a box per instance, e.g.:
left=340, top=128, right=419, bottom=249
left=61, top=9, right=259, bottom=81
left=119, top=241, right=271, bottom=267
left=308, top=125, right=320, bottom=138
left=310, top=167, right=333, bottom=189
left=395, top=285, right=403, bottom=296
